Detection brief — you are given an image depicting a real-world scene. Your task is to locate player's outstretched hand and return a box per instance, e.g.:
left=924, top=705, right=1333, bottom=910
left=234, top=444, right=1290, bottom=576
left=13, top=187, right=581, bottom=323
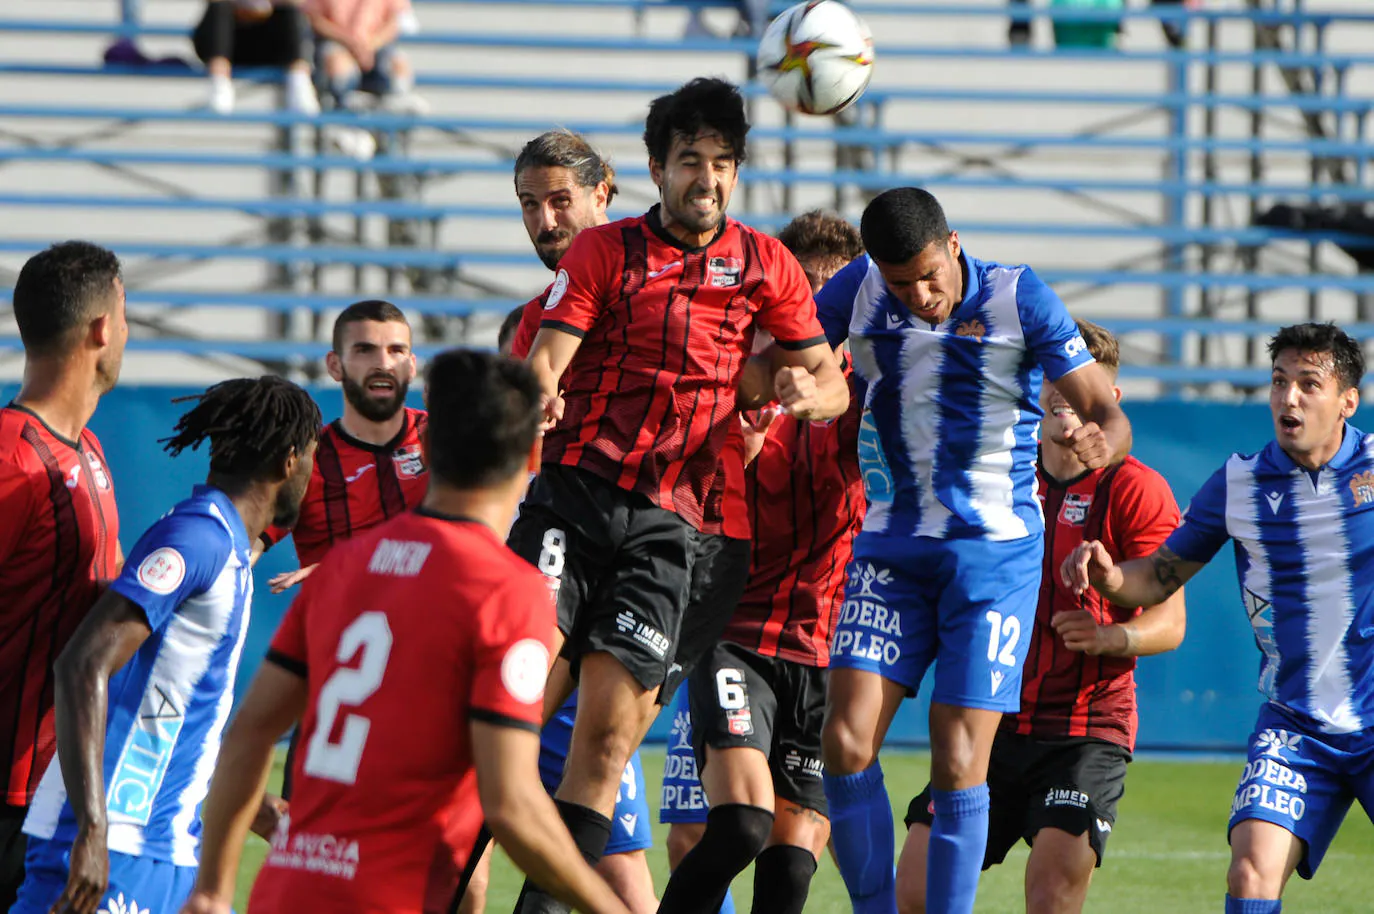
left=250, top=793, right=289, bottom=840
left=1060, top=539, right=1122, bottom=595
left=178, top=891, right=233, bottom=914
left=1051, top=610, right=1126, bottom=656
left=269, top=564, right=317, bottom=594
left=48, top=827, right=108, bottom=914
left=1053, top=421, right=1111, bottom=469
left=775, top=366, right=821, bottom=419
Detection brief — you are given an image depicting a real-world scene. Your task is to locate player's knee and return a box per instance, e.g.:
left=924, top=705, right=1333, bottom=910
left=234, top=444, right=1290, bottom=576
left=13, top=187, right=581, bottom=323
left=821, top=715, right=874, bottom=775
left=1227, top=853, right=1280, bottom=900
left=705, top=803, right=775, bottom=866
left=1025, top=860, right=1091, bottom=914
left=667, top=823, right=705, bottom=870
left=895, top=868, right=927, bottom=914
left=569, top=722, right=639, bottom=784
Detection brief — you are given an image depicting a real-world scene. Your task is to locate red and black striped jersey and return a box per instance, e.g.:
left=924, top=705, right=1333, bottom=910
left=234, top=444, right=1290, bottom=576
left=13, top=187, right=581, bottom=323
left=538, top=206, right=827, bottom=531
left=262, top=408, right=428, bottom=567
left=723, top=376, right=864, bottom=666
left=517, top=286, right=751, bottom=541
left=0, top=405, right=120, bottom=806
left=1004, top=455, right=1179, bottom=751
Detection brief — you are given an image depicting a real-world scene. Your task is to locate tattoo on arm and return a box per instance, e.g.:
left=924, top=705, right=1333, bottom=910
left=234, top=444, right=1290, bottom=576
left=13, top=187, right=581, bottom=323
left=1150, top=547, right=1185, bottom=597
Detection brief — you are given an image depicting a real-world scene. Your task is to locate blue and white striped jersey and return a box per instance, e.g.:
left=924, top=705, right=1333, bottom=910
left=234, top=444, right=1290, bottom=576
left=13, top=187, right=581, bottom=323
left=816, top=251, right=1094, bottom=541
left=1166, top=426, right=1374, bottom=735
left=25, top=485, right=253, bottom=866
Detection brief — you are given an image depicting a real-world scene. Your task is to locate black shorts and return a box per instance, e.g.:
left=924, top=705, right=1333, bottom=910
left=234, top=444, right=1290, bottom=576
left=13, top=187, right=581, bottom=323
left=508, top=465, right=696, bottom=692
left=0, top=804, right=28, bottom=912
left=689, top=641, right=829, bottom=816
left=905, top=732, right=1131, bottom=868
left=658, top=533, right=752, bottom=704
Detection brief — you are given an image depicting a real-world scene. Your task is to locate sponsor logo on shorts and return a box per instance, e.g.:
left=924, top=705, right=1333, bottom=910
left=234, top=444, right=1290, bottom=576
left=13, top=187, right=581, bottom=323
left=990, top=670, right=1004, bottom=694
left=99, top=893, right=144, bottom=914
left=620, top=813, right=639, bottom=836
left=669, top=709, right=694, bottom=751
left=615, top=611, right=671, bottom=659
left=833, top=564, right=903, bottom=667
left=726, top=707, right=754, bottom=737
left=1095, top=818, right=1113, bottom=834
left=1044, top=788, right=1090, bottom=809
left=783, top=750, right=823, bottom=779
left=1255, top=728, right=1302, bottom=759
left=1233, top=755, right=1308, bottom=821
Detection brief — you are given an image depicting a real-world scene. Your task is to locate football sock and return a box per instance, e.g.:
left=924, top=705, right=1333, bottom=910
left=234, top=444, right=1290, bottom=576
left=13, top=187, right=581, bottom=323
left=1225, top=897, right=1281, bottom=914
left=658, top=804, right=774, bottom=914
left=750, top=844, right=818, bottom=914
left=719, top=888, right=737, bottom=914
left=512, top=801, right=611, bottom=914
left=823, top=761, right=897, bottom=914
left=926, top=784, right=990, bottom=914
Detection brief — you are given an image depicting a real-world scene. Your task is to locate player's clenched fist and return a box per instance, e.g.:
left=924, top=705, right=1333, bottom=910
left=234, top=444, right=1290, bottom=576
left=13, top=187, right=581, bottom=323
left=178, top=891, right=232, bottom=914
left=1054, top=421, right=1111, bottom=469
left=775, top=366, right=821, bottom=419
left=1060, top=539, right=1122, bottom=595
left=1051, top=609, right=1126, bottom=656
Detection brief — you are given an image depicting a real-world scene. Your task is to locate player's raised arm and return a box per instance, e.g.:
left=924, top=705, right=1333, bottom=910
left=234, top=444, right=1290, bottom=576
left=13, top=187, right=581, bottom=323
left=1061, top=541, right=1203, bottom=613
left=182, top=661, right=308, bottom=914
left=1051, top=362, right=1133, bottom=469
left=49, top=592, right=155, bottom=914
left=473, top=722, right=631, bottom=914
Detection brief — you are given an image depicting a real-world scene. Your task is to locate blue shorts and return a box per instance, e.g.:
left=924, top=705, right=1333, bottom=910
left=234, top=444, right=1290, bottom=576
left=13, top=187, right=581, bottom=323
left=659, top=687, right=709, bottom=824
left=829, top=533, right=1043, bottom=712
left=540, top=693, right=653, bottom=854
left=1228, top=703, right=1374, bottom=879
left=13, top=836, right=196, bottom=914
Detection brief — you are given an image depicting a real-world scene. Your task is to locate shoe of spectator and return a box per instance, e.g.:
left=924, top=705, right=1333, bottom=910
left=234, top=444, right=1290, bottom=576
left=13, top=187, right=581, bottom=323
left=375, top=92, right=430, bottom=116
left=104, top=39, right=151, bottom=66
left=286, top=70, right=321, bottom=115
left=332, top=126, right=377, bottom=161
left=208, top=76, right=235, bottom=114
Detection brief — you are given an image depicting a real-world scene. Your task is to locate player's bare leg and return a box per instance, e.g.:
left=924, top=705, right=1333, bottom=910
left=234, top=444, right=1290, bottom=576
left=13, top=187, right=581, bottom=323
left=659, top=747, right=774, bottom=913
left=751, top=799, right=831, bottom=914
left=595, top=851, right=656, bottom=914
left=895, top=823, right=930, bottom=914
left=928, top=703, right=1000, bottom=791
left=558, top=652, right=660, bottom=815
left=821, top=667, right=908, bottom=914
left=1023, top=828, right=1095, bottom=914
left=1227, top=820, right=1303, bottom=903
left=542, top=652, right=574, bottom=725
left=458, top=845, right=493, bottom=914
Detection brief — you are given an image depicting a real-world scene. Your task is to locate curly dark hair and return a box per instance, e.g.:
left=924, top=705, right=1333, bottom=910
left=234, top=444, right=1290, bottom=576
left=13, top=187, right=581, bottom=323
left=1268, top=322, right=1365, bottom=391
left=643, top=77, right=749, bottom=165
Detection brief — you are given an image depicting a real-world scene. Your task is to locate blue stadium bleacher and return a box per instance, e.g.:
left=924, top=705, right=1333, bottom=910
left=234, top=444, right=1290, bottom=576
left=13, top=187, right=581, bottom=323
left=2, top=0, right=1373, bottom=390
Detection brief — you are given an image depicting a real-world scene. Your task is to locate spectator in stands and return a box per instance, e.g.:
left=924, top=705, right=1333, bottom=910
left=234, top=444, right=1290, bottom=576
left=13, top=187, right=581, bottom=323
left=304, top=0, right=423, bottom=112
left=191, top=0, right=320, bottom=115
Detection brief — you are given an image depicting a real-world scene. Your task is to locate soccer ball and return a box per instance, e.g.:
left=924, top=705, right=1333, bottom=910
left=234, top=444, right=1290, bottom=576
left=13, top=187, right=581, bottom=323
left=756, top=1, right=875, bottom=116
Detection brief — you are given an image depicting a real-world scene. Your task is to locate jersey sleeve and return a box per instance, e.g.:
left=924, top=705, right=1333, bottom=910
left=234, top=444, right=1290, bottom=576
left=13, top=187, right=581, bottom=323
left=1163, top=462, right=1231, bottom=564
left=1108, top=465, right=1182, bottom=562
left=468, top=571, right=556, bottom=731
left=0, top=462, right=37, bottom=567
left=813, top=256, right=868, bottom=349
left=259, top=523, right=289, bottom=551
left=753, top=242, right=828, bottom=350
left=109, top=512, right=231, bottom=631
left=1014, top=267, right=1095, bottom=382
left=537, top=229, right=615, bottom=338
left=509, top=293, right=546, bottom=360
left=266, top=579, right=314, bottom=678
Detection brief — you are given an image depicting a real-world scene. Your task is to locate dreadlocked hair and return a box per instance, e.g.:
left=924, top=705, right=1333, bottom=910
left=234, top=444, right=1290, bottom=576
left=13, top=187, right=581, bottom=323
left=161, top=376, right=322, bottom=479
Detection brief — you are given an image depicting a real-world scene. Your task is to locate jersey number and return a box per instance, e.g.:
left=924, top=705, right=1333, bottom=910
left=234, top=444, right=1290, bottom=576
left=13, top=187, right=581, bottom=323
left=716, top=668, right=748, bottom=710
left=303, top=612, right=394, bottom=785
left=984, top=611, right=1021, bottom=668
left=538, top=528, right=566, bottom=577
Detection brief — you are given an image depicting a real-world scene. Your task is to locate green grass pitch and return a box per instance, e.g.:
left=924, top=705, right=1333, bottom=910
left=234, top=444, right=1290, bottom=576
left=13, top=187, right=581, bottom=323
left=237, top=748, right=1373, bottom=912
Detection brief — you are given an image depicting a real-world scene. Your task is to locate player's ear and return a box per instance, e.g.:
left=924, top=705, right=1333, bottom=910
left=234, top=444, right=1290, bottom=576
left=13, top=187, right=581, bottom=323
left=947, top=230, right=961, bottom=261
left=1342, top=384, right=1360, bottom=418
left=89, top=312, right=112, bottom=350
left=325, top=350, right=344, bottom=383
left=648, top=156, right=665, bottom=189
left=1112, top=385, right=1122, bottom=404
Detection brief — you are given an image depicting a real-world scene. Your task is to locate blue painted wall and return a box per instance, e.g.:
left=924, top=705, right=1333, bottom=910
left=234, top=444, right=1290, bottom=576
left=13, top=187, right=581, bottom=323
left=6, top=384, right=1341, bottom=751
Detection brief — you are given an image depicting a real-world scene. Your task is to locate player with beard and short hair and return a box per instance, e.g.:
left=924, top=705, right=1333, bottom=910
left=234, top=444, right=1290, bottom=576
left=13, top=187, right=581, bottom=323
left=257, top=299, right=424, bottom=589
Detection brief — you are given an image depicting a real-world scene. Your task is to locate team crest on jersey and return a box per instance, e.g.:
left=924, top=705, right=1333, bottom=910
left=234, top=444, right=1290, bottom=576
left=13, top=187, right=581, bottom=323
left=393, top=443, right=425, bottom=478
left=955, top=319, right=986, bottom=340
left=707, top=256, right=743, bottom=288
left=1059, top=492, right=1092, bottom=526
left=86, top=452, right=112, bottom=490
left=545, top=269, right=569, bottom=309
left=1350, top=471, right=1374, bottom=506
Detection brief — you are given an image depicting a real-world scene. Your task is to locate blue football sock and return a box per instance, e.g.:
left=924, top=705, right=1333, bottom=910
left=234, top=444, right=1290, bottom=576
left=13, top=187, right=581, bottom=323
left=823, top=761, right=896, bottom=914
left=926, top=784, right=990, bottom=914
left=719, top=888, right=736, bottom=914
left=1225, top=897, right=1281, bottom=914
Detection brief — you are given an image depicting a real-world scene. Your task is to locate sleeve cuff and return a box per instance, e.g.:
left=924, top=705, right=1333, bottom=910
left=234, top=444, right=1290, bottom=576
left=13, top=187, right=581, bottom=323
left=538, top=320, right=588, bottom=340
left=265, top=648, right=307, bottom=679
left=470, top=707, right=541, bottom=734
left=774, top=334, right=828, bottom=351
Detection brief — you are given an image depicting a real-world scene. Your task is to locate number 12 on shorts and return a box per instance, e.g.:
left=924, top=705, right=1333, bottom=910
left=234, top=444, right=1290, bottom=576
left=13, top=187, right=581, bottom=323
left=985, top=610, right=1021, bottom=694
